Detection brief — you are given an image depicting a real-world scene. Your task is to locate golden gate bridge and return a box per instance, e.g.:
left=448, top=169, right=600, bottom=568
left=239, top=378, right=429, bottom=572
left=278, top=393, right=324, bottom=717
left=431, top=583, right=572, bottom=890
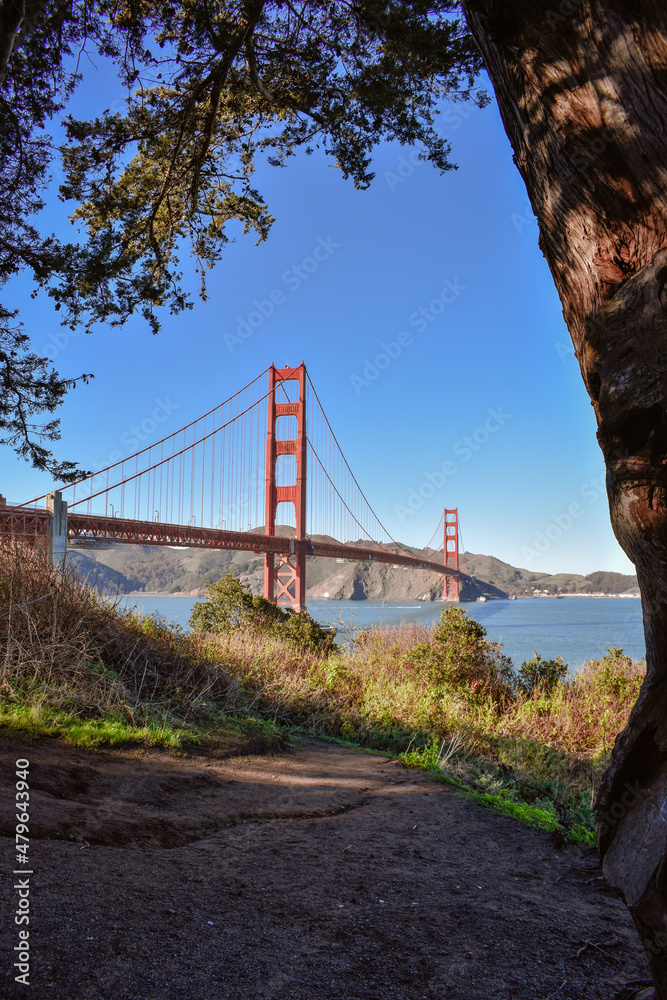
left=0, top=363, right=462, bottom=610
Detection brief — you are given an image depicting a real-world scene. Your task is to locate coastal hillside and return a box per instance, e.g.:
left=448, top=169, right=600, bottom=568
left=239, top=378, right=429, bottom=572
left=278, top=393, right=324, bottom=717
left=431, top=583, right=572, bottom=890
left=67, top=543, right=639, bottom=600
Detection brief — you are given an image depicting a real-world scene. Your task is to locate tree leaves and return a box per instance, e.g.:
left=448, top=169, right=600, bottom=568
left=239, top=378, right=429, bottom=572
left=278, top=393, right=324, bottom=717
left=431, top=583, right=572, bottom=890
left=0, top=0, right=486, bottom=476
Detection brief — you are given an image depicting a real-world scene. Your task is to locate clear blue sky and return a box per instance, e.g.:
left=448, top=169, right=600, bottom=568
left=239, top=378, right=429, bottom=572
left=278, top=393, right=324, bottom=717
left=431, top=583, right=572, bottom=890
left=1, top=65, right=634, bottom=577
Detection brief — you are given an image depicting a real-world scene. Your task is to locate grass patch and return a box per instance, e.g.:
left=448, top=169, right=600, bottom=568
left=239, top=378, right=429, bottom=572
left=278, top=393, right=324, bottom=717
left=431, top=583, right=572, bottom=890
left=0, top=542, right=642, bottom=843
left=180, top=597, right=642, bottom=844
left=0, top=695, right=290, bottom=753
left=0, top=699, right=190, bottom=747
left=474, top=792, right=560, bottom=834
left=0, top=542, right=288, bottom=757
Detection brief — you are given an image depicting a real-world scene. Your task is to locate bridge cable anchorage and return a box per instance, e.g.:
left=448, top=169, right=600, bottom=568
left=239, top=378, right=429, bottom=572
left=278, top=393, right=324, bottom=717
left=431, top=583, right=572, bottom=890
left=9, top=363, right=459, bottom=611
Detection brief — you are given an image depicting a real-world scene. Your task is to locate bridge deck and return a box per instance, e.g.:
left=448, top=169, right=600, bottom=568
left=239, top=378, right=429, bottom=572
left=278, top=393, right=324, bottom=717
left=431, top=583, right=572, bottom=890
left=0, top=506, right=457, bottom=579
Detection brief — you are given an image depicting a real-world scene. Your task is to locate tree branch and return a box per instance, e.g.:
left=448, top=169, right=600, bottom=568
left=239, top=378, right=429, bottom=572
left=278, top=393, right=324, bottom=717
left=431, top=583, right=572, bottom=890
left=0, top=0, right=24, bottom=75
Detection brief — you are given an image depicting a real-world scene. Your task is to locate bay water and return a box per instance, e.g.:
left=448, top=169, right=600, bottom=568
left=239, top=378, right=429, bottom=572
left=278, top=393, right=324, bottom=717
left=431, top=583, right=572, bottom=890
left=117, top=595, right=645, bottom=671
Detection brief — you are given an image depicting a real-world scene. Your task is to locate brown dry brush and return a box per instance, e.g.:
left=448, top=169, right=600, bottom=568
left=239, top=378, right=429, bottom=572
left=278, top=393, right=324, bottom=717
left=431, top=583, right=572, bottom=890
left=0, top=541, right=244, bottom=726
left=194, top=620, right=645, bottom=822
left=0, top=540, right=645, bottom=806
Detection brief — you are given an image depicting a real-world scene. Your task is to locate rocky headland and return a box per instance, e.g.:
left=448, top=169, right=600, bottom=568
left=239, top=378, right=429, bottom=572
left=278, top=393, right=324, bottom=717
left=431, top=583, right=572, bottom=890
left=68, top=543, right=639, bottom=602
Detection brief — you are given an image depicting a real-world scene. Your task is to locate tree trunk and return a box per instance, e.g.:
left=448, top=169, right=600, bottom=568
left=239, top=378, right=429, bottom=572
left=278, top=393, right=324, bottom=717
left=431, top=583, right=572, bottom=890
left=461, top=0, right=667, bottom=991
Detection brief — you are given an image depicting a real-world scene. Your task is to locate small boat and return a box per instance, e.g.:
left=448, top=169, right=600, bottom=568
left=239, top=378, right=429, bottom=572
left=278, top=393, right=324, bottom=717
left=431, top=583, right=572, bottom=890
left=509, top=594, right=517, bottom=600
left=476, top=596, right=487, bottom=603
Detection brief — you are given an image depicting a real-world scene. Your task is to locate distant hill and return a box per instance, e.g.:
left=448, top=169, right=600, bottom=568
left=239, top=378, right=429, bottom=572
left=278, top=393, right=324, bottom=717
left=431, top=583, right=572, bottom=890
left=67, top=542, right=639, bottom=601
left=459, top=553, right=638, bottom=598
left=304, top=551, right=638, bottom=601
left=68, top=546, right=256, bottom=596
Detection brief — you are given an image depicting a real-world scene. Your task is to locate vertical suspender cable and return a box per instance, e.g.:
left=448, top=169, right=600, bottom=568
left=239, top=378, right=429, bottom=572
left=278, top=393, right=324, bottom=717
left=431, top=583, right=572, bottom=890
left=201, top=415, right=206, bottom=529
left=210, top=411, right=215, bottom=530
left=192, top=422, right=197, bottom=524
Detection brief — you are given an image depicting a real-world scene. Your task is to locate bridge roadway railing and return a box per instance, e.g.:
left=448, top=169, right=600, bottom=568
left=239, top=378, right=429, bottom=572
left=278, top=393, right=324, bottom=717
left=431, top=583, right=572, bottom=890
left=0, top=503, right=51, bottom=544
left=0, top=506, right=460, bottom=581
left=67, top=513, right=459, bottom=578
left=305, top=538, right=455, bottom=577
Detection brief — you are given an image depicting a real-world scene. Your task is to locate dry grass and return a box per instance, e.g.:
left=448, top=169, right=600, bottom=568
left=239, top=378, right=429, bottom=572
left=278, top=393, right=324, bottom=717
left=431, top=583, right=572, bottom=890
left=200, top=623, right=643, bottom=756
left=0, top=541, right=645, bottom=840
left=192, top=619, right=645, bottom=842
left=0, top=541, right=269, bottom=746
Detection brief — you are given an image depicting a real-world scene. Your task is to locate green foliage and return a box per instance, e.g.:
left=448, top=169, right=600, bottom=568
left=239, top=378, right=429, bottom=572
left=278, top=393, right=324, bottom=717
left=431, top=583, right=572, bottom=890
left=1, top=1, right=486, bottom=472
left=0, top=700, right=190, bottom=749
left=189, top=574, right=333, bottom=653
left=409, top=605, right=515, bottom=698
left=587, top=647, right=642, bottom=701
left=280, top=607, right=335, bottom=655
left=400, top=732, right=467, bottom=770
left=0, top=2, right=105, bottom=478
left=473, top=790, right=563, bottom=835
left=190, top=574, right=273, bottom=633
left=517, top=652, right=568, bottom=696
left=137, top=611, right=185, bottom=638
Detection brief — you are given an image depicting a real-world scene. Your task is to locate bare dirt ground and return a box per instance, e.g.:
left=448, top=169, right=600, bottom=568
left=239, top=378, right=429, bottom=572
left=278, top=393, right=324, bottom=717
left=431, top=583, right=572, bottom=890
left=0, top=733, right=653, bottom=1000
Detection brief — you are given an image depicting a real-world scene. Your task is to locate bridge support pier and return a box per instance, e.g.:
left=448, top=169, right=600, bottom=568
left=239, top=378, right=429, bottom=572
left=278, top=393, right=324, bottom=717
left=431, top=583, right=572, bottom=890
left=263, top=364, right=307, bottom=611
left=444, top=508, right=460, bottom=601
left=47, top=491, right=68, bottom=569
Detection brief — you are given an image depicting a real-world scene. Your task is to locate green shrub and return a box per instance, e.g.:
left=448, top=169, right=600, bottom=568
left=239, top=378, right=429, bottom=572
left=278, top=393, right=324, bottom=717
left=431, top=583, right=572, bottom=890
left=189, top=575, right=279, bottom=634
left=280, top=607, right=335, bottom=653
left=584, top=646, right=643, bottom=701
left=517, top=652, right=568, bottom=696
left=408, top=606, right=515, bottom=699
left=189, top=574, right=333, bottom=654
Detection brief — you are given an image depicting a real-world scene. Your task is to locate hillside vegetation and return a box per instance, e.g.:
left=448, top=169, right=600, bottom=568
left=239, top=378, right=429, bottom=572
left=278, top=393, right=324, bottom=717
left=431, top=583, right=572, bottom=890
left=69, top=543, right=639, bottom=600
left=1, top=544, right=644, bottom=845
left=0, top=542, right=287, bottom=753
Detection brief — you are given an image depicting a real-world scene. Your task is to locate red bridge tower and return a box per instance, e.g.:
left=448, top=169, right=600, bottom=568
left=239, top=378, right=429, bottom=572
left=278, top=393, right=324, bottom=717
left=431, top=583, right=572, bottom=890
left=444, top=508, right=460, bottom=601
left=263, top=363, right=307, bottom=610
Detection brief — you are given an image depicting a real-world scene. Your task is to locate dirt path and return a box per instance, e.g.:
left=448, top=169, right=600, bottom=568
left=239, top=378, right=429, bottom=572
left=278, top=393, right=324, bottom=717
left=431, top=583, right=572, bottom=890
left=0, top=733, right=652, bottom=1000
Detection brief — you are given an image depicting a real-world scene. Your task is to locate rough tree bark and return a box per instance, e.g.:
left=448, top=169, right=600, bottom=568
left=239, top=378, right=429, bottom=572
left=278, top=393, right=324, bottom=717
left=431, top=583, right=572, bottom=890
left=461, top=0, right=667, bottom=992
